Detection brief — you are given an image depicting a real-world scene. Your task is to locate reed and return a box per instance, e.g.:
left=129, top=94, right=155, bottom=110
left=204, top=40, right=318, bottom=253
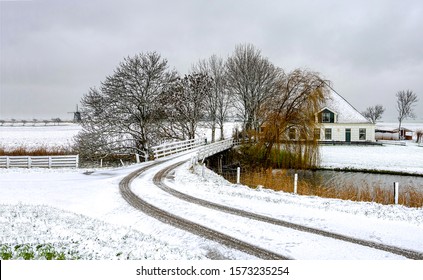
left=0, top=145, right=72, bottom=156
left=223, top=168, right=423, bottom=208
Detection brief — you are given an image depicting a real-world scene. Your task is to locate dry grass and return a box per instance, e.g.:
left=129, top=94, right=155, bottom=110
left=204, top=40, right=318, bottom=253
left=0, top=145, right=72, bottom=156
left=222, top=168, right=423, bottom=208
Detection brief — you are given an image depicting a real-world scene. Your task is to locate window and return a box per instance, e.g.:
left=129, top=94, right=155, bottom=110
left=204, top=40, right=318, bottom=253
left=325, top=128, right=332, bottom=140
left=322, top=112, right=331, bottom=123
left=314, top=128, right=321, bottom=140
left=359, top=128, right=366, bottom=140
left=289, top=128, right=296, bottom=140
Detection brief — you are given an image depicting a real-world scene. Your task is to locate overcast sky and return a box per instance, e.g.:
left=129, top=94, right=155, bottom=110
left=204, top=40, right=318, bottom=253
left=1, top=0, right=422, bottom=122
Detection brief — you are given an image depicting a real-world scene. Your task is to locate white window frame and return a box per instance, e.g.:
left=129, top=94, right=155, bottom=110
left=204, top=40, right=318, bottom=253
left=322, top=112, right=331, bottom=123
left=325, top=128, right=332, bottom=140
left=359, top=128, right=366, bottom=140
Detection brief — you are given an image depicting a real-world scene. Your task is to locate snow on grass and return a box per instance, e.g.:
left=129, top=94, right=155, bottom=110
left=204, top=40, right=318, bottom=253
left=0, top=161, right=253, bottom=260
left=173, top=162, right=423, bottom=250
left=0, top=124, right=81, bottom=150
left=320, top=143, right=423, bottom=174
left=0, top=204, right=205, bottom=260
left=180, top=163, right=423, bottom=224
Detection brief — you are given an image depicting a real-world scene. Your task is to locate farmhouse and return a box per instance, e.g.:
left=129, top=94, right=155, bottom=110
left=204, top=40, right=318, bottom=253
left=314, top=90, right=375, bottom=143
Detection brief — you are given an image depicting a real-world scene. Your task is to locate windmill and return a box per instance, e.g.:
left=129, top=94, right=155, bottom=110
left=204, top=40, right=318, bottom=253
left=68, top=104, right=82, bottom=123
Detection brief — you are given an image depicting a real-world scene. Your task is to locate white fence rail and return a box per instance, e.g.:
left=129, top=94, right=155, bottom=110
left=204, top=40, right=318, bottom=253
left=197, top=139, right=234, bottom=163
left=151, top=138, right=206, bottom=159
left=0, top=155, right=79, bottom=168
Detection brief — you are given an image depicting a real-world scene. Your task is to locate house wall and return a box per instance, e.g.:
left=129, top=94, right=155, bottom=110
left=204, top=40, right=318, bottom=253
left=318, top=123, right=375, bottom=142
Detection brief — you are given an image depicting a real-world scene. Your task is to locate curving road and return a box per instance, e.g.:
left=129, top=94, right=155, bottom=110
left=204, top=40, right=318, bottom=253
left=120, top=156, right=423, bottom=260
left=119, top=159, right=291, bottom=260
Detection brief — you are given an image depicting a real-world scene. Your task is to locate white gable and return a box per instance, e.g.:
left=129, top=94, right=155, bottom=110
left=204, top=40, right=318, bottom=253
left=323, top=90, right=369, bottom=123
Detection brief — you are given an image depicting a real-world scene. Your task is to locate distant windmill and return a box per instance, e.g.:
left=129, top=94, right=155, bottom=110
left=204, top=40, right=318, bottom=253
left=68, top=104, right=82, bottom=123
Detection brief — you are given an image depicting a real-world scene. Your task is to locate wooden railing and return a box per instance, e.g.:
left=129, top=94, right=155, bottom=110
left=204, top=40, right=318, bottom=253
left=0, top=155, right=79, bottom=168
left=151, top=138, right=207, bottom=159
left=196, top=139, right=234, bottom=163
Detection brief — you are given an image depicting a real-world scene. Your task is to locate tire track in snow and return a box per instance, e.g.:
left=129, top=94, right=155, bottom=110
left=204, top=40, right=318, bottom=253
left=154, top=160, right=423, bottom=260
left=119, top=159, right=291, bottom=260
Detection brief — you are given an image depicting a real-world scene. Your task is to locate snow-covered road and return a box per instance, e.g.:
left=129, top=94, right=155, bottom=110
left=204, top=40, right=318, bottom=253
left=129, top=153, right=423, bottom=259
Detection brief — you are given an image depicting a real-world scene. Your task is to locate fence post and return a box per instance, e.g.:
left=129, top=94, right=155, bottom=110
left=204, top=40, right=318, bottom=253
left=394, top=182, right=399, bottom=204
left=218, top=155, right=223, bottom=174
left=236, top=167, right=240, bottom=184
left=48, top=156, right=52, bottom=169
left=6, top=156, right=10, bottom=168
left=294, top=173, right=298, bottom=194
left=100, top=158, right=103, bottom=168
left=135, top=153, right=140, bottom=164
left=27, top=156, right=31, bottom=168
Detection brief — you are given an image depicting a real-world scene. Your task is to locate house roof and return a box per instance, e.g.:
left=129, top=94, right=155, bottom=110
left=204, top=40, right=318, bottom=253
left=322, top=89, right=370, bottom=123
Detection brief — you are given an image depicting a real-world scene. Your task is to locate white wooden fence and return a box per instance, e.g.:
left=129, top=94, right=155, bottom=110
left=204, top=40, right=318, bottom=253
left=0, top=155, right=79, bottom=168
left=151, top=138, right=207, bottom=159
left=197, top=139, right=234, bottom=163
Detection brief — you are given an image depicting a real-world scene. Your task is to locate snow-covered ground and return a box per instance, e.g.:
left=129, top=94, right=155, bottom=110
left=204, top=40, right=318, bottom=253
left=320, top=143, right=423, bottom=174
left=0, top=124, right=80, bottom=150
left=1, top=151, right=422, bottom=260
left=1, top=123, right=422, bottom=260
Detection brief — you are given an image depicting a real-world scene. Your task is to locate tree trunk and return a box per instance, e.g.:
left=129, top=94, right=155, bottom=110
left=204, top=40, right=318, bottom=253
left=211, top=123, right=216, bottom=143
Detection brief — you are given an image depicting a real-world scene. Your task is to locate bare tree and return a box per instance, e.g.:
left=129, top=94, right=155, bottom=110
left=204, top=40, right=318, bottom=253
left=193, top=55, right=231, bottom=141
left=159, top=73, right=212, bottom=140
left=396, top=90, right=418, bottom=139
left=51, top=118, right=62, bottom=126
left=226, top=43, right=282, bottom=132
left=77, top=52, right=177, bottom=159
left=362, top=104, right=385, bottom=124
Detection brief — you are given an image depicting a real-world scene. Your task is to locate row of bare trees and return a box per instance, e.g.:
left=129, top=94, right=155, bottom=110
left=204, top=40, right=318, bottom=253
left=0, top=118, right=63, bottom=126
left=75, top=44, right=330, bottom=164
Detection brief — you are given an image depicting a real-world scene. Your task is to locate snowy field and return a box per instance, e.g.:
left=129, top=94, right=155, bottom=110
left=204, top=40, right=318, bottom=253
left=1, top=123, right=423, bottom=260
left=0, top=124, right=80, bottom=150
left=320, top=144, right=423, bottom=174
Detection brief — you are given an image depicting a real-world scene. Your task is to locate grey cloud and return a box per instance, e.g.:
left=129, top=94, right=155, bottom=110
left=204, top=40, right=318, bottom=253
left=1, top=0, right=422, bottom=121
